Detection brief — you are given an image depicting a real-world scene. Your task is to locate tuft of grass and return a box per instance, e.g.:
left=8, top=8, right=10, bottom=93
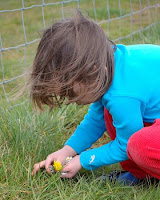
left=1, top=103, right=160, bottom=200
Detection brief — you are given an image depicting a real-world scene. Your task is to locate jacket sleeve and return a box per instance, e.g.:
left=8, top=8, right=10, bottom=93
left=65, top=99, right=106, bottom=154
left=80, top=96, right=144, bottom=170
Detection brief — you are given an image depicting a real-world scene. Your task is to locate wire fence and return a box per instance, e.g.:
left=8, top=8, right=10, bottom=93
left=0, top=0, right=160, bottom=109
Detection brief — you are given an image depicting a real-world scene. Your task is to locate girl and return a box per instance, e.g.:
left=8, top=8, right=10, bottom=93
left=31, top=10, right=160, bottom=185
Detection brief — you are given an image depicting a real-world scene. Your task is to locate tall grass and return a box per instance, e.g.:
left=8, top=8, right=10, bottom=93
left=0, top=0, right=160, bottom=199
left=1, top=101, right=160, bottom=200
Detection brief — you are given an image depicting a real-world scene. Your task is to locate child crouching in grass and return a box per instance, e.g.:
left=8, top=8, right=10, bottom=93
left=31, top=9, right=160, bottom=185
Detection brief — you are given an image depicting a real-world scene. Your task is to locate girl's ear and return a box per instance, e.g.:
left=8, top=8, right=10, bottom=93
left=72, top=82, right=82, bottom=96
left=105, top=66, right=108, bottom=75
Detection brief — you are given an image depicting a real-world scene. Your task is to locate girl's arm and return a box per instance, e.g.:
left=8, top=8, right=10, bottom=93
left=65, top=99, right=106, bottom=154
left=79, top=96, right=144, bottom=170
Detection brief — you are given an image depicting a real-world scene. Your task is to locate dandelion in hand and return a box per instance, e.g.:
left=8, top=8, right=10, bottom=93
left=48, top=157, right=72, bottom=174
left=53, top=161, right=63, bottom=171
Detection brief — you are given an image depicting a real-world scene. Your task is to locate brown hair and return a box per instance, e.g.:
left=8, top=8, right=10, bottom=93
left=30, top=9, right=115, bottom=110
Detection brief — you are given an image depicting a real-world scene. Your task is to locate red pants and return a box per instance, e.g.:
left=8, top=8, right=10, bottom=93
left=104, top=109, right=160, bottom=180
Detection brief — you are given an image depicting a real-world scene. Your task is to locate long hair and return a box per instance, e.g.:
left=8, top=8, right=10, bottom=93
left=29, top=9, right=115, bottom=110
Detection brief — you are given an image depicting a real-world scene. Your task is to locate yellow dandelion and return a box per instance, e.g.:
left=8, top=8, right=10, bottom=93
left=53, top=161, right=63, bottom=171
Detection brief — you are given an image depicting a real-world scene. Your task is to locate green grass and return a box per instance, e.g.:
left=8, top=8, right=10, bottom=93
left=0, top=0, right=160, bottom=199
left=1, top=103, right=160, bottom=200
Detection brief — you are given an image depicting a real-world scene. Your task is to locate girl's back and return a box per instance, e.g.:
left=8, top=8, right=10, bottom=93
left=105, top=44, right=160, bottom=122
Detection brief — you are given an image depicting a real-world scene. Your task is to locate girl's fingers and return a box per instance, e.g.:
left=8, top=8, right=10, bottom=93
left=32, top=160, right=46, bottom=176
left=60, top=169, right=75, bottom=178
left=45, top=156, right=55, bottom=173
left=61, top=165, right=69, bottom=173
left=60, top=165, right=70, bottom=178
left=60, top=171, right=70, bottom=178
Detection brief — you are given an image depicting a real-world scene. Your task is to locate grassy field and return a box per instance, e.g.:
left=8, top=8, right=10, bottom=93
left=1, top=0, right=160, bottom=199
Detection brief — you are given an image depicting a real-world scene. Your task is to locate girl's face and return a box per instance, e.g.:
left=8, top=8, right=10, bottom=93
left=71, top=82, right=94, bottom=105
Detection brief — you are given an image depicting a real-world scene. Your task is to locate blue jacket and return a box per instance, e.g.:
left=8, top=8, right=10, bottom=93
left=65, top=44, right=160, bottom=170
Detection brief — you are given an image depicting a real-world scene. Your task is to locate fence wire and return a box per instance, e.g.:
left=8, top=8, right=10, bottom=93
left=0, top=0, right=160, bottom=109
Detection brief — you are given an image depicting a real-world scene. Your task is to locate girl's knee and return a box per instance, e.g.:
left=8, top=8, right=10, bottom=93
left=127, top=132, right=142, bottom=156
left=127, top=129, right=152, bottom=166
left=153, top=118, right=160, bottom=125
left=127, top=121, right=160, bottom=166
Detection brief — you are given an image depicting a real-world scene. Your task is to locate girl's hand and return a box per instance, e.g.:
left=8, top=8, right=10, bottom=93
left=31, top=145, right=77, bottom=176
left=61, top=155, right=82, bottom=178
